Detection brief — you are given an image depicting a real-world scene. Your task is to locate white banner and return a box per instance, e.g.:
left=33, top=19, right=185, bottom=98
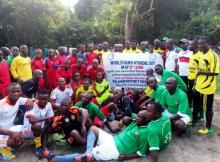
left=103, top=53, right=163, bottom=89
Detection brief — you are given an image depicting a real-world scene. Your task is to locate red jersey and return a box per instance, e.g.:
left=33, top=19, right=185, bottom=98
left=87, top=66, right=104, bottom=81
left=72, top=79, right=83, bottom=91
left=45, top=58, right=59, bottom=89
left=93, top=105, right=112, bottom=126
left=66, top=55, right=77, bottom=66
left=56, top=67, right=72, bottom=84
left=71, top=64, right=88, bottom=78
left=31, top=57, right=45, bottom=71
left=0, top=60, right=11, bottom=97
left=56, top=55, right=66, bottom=65
left=86, top=51, right=98, bottom=65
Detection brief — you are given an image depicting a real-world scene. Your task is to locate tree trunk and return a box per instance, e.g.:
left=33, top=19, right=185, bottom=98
left=124, top=7, right=132, bottom=41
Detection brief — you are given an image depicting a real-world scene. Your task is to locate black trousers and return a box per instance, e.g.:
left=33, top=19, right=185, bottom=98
left=188, top=79, right=195, bottom=107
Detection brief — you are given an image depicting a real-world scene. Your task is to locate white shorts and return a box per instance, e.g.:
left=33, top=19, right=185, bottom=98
left=92, top=129, right=120, bottom=160
left=164, top=109, right=191, bottom=124
left=0, top=125, right=23, bottom=148
left=21, top=126, right=34, bottom=139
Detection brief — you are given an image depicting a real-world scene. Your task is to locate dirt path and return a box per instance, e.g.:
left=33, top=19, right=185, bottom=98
left=11, top=96, right=220, bottom=162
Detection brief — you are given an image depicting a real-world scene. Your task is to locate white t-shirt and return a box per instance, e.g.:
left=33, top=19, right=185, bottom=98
left=23, top=102, right=54, bottom=129
left=0, top=97, right=27, bottom=128
left=147, top=53, right=163, bottom=66
left=165, top=50, right=178, bottom=71
left=50, top=87, right=73, bottom=106
left=178, top=50, right=193, bottom=76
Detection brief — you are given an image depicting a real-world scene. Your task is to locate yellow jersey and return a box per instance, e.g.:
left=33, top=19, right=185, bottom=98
left=76, top=85, right=97, bottom=97
left=125, top=48, right=142, bottom=53
left=188, top=51, right=201, bottom=80
left=195, top=49, right=219, bottom=94
left=123, top=48, right=131, bottom=53
left=153, top=48, right=164, bottom=55
left=10, top=55, right=32, bottom=81
left=144, top=86, right=153, bottom=97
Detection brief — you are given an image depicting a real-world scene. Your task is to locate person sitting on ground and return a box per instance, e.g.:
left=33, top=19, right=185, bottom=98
left=87, top=59, right=104, bottom=81
left=0, top=83, right=34, bottom=160
left=112, top=87, right=132, bottom=122
left=71, top=58, right=87, bottom=79
left=93, top=71, right=111, bottom=106
left=21, top=70, right=43, bottom=98
left=43, top=110, right=149, bottom=162
left=141, top=76, right=165, bottom=107
left=136, top=68, right=154, bottom=107
left=56, top=59, right=72, bottom=85
left=50, top=77, right=73, bottom=111
left=145, top=102, right=172, bottom=162
left=155, top=64, right=187, bottom=92
left=160, top=77, right=192, bottom=136
left=47, top=98, right=91, bottom=148
left=75, top=92, right=115, bottom=132
left=22, top=90, right=54, bottom=157
left=71, top=72, right=83, bottom=101
left=75, top=78, right=97, bottom=102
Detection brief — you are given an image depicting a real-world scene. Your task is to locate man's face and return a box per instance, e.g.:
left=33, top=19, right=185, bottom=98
left=76, top=60, right=83, bottom=68
left=189, top=40, right=198, bottom=52
left=81, top=93, right=91, bottom=105
left=103, top=43, right=108, bottom=50
left=140, top=43, right=146, bottom=50
left=96, top=72, right=103, bottom=80
left=58, top=78, right=66, bottom=88
left=198, top=39, right=209, bottom=52
left=11, top=48, right=19, bottom=57
left=48, top=50, right=54, bottom=58
left=83, top=80, right=90, bottom=89
left=155, top=66, right=162, bottom=75
left=80, top=45, right=86, bottom=52
left=97, top=44, right=103, bottom=51
left=180, top=42, right=188, bottom=50
left=60, top=102, right=70, bottom=115
left=166, top=79, right=176, bottom=92
left=88, top=45, right=94, bottom=51
left=148, top=78, right=157, bottom=89
left=125, top=42, right=130, bottom=48
left=8, top=86, right=22, bottom=102
left=35, top=50, right=43, bottom=59
left=148, top=45, right=154, bottom=53
left=136, top=110, right=147, bottom=126
left=146, top=104, right=156, bottom=121
left=72, top=49, right=77, bottom=55
left=59, top=47, right=67, bottom=55
left=92, top=61, right=99, bottom=68
left=37, top=94, right=49, bottom=108
left=20, top=45, right=29, bottom=56
left=74, top=73, right=80, bottom=81
left=36, top=71, right=43, bottom=81
left=64, top=60, right=71, bottom=69
left=130, top=42, right=136, bottom=49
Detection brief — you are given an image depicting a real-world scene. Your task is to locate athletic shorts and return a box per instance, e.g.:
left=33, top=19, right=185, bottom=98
left=0, top=125, right=23, bottom=148
left=164, top=109, right=191, bottom=124
left=92, top=129, right=119, bottom=160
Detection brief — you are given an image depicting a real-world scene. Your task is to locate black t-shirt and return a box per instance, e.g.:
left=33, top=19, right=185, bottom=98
left=21, top=79, right=38, bottom=98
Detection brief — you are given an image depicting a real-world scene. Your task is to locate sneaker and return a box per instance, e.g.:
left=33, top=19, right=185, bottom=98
left=0, top=147, right=16, bottom=160
left=35, top=147, right=43, bottom=157
left=198, top=128, right=214, bottom=135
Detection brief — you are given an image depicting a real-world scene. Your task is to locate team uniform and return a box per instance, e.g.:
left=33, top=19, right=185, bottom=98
left=50, top=87, right=73, bottom=107
left=194, top=49, right=219, bottom=125
left=56, top=67, right=72, bottom=84
left=10, top=55, right=32, bottom=81
left=22, top=102, right=54, bottom=138
left=178, top=50, right=193, bottom=86
left=146, top=114, right=172, bottom=152
left=165, top=48, right=178, bottom=72
left=66, top=54, right=77, bottom=65
left=153, top=48, right=164, bottom=55
left=0, top=97, right=27, bottom=148
left=160, top=70, right=187, bottom=92
left=75, top=101, right=105, bottom=123
left=75, top=85, right=97, bottom=100
left=86, top=51, right=98, bottom=65
left=150, top=84, right=165, bottom=103
left=160, top=88, right=192, bottom=124
left=95, top=79, right=111, bottom=105
left=0, top=60, right=11, bottom=97
left=71, top=64, right=87, bottom=79
left=125, top=49, right=142, bottom=53
left=87, top=66, right=104, bottom=81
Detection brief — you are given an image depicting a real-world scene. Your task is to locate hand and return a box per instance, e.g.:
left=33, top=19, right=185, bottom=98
left=118, top=154, right=125, bottom=160
left=81, top=125, right=87, bottom=137
left=10, top=132, right=24, bottom=145
left=25, top=99, right=35, bottom=110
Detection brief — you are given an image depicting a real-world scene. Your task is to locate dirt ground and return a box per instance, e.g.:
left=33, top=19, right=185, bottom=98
left=9, top=96, right=220, bottom=162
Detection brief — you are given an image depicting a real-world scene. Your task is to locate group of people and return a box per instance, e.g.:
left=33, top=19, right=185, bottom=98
left=0, top=35, right=219, bottom=162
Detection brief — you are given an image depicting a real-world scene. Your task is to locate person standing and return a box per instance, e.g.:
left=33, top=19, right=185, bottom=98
left=7, top=47, right=19, bottom=66
left=10, top=44, right=32, bottom=84
left=165, top=39, right=178, bottom=72
left=195, top=36, right=219, bottom=134
left=177, top=38, right=193, bottom=86
left=86, top=44, right=98, bottom=65
left=0, top=50, right=11, bottom=98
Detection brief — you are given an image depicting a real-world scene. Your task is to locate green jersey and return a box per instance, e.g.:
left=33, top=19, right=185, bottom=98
left=146, top=114, right=172, bottom=151
left=160, top=70, right=187, bottom=92
left=75, top=101, right=105, bottom=122
left=150, top=84, right=165, bottom=103
left=160, top=88, right=192, bottom=118
left=114, top=122, right=148, bottom=156
left=7, top=55, right=14, bottom=65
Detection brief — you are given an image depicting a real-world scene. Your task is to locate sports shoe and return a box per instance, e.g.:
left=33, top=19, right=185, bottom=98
left=0, top=147, right=16, bottom=160
left=198, top=128, right=214, bottom=135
